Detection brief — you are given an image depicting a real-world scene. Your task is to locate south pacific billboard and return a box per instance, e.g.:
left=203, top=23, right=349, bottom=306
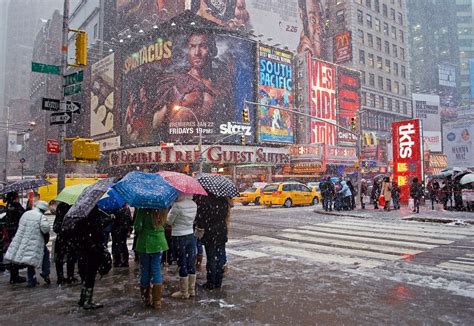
left=257, top=45, right=294, bottom=144
left=392, top=119, right=423, bottom=203
left=121, top=31, right=256, bottom=146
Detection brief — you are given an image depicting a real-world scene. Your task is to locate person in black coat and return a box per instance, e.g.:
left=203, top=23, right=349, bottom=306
left=53, top=202, right=78, bottom=285
left=111, top=205, right=132, bottom=268
left=4, top=192, right=26, bottom=284
left=194, top=194, right=231, bottom=290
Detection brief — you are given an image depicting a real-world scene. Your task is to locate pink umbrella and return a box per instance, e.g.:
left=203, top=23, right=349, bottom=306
left=157, top=171, right=208, bottom=196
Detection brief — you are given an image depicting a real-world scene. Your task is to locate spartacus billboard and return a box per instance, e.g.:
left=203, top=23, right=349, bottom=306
left=120, top=31, right=256, bottom=146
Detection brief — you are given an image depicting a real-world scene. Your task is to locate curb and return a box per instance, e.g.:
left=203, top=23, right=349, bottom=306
left=314, top=209, right=369, bottom=219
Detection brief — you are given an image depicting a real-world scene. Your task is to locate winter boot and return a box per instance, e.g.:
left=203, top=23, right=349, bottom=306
left=188, top=274, right=196, bottom=297
left=140, top=286, right=151, bottom=306
left=152, top=284, right=163, bottom=310
left=171, top=276, right=189, bottom=299
left=78, top=287, right=87, bottom=307
left=196, top=254, right=203, bottom=272
left=83, top=288, right=103, bottom=310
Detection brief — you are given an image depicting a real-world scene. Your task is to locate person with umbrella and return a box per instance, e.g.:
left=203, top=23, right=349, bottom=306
left=109, top=204, right=132, bottom=268
left=410, top=177, right=423, bottom=214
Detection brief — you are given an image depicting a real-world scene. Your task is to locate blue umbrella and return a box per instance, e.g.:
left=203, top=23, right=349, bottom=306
left=112, top=171, right=179, bottom=209
left=97, top=188, right=126, bottom=212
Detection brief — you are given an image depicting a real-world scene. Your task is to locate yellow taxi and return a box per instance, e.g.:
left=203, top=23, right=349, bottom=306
left=307, top=183, right=322, bottom=205
left=234, top=187, right=263, bottom=206
left=261, top=182, right=319, bottom=208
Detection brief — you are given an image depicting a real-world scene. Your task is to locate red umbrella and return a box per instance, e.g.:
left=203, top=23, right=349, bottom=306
left=157, top=171, right=208, bottom=196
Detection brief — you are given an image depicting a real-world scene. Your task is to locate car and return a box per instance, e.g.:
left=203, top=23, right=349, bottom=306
left=307, top=183, right=321, bottom=204
left=261, top=182, right=319, bottom=208
left=234, top=187, right=262, bottom=206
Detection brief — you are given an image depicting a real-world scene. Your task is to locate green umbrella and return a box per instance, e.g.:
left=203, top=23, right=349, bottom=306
left=55, top=184, right=91, bottom=205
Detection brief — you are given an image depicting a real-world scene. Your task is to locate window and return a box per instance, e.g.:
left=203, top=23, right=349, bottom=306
left=394, top=81, right=399, bottom=94
left=385, top=41, right=390, bottom=54
left=358, top=29, right=364, bottom=44
left=383, top=4, right=388, bottom=16
left=359, top=50, right=365, bottom=64
left=366, top=14, right=372, bottom=28
left=378, top=76, right=384, bottom=89
left=385, top=59, right=391, bottom=73
left=397, top=12, right=403, bottom=25
left=391, top=26, right=397, bottom=39
left=395, top=99, right=400, bottom=112
left=386, top=78, right=392, bottom=92
left=379, top=95, right=384, bottom=109
left=336, top=10, right=345, bottom=23
left=387, top=98, right=393, bottom=111
left=383, top=23, right=389, bottom=36
left=401, top=83, right=407, bottom=95
left=93, top=23, right=98, bottom=39
left=392, top=44, right=398, bottom=57
left=400, top=47, right=405, bottom=59
left=369, top=73, right=375, bottom=86
left=357, top=10, right=363, bottom=24
left=398, top=0, right=402, bottom=7
left=366, top=0, right=371, bottom=8
left=392, top=62, right=398, bottom=76
left=375, top=18, right=381, bottom=32
left=377, top=56, right=382, bottom=69
left=375, top=0, right=380, bottom=12
left=362, top=92, right=367, bottom=106
left=376, top=37, right=382, bottom=50
left=370, top=94, right=376, bottom=107
left=401, top=65, right=406, bottom=78
left=390, top=8, right=396, bottom=20
left=361, top=71, right=366, bottom=84
left=403, top=101, right=408, bottom=114
left=399, top=30, right=404, bottom=43
left=368, top=53, right=374, bottom=67
left=355, top=0, right=362, bottom=4
left=368, top=33, right=374, bottom=47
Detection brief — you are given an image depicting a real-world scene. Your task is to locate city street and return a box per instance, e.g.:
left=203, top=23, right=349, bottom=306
left=1, top=204, right=473, bottom=324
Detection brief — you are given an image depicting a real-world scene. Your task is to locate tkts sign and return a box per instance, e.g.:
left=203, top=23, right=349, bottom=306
left=392, top=119, right=423, bottom=203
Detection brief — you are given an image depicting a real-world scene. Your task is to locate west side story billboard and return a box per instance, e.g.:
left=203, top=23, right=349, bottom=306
left=412, top=93, right=442, bottom=152
left=257, top=45, right=294, bottom=144
left=120, top=32, right=256, bottom=146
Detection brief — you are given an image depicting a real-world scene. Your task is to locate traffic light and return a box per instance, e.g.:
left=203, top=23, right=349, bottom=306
left=75, top=31, right=88, bottom=66
left=350, top=116, right=357, bottom=130
left=71, top=138, right=100, bottom=161
left=242, top=106, right=250, bottom=123
left=240, top=134, right=246, bottom=145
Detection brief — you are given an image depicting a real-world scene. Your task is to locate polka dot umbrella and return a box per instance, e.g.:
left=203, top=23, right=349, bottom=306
left=195, top=173, right=240, bottom=198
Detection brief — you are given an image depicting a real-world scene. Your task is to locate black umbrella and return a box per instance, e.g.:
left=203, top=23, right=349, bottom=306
left=0, top=179, right=51, bottom=195
left=62, top=177, right=117, bottom=232
left=195, top=173, right=239, bottom=198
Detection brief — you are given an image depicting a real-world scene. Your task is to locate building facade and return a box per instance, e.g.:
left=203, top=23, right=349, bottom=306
left=456, top=0, right=474, bottom=105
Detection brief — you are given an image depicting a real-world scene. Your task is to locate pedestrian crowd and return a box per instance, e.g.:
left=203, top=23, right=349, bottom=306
left=0, top=189, right=233, bottom=311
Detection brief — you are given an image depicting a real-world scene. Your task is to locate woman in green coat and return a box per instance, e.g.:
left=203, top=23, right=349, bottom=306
left=134, top=208, right=168, bottom=310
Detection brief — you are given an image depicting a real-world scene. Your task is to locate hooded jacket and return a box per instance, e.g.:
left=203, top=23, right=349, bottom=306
left=167, top=195, right=197, bottom=236
left=5, top=207, right=50, bottom=268
left=195, top=194, right=230, bottom=247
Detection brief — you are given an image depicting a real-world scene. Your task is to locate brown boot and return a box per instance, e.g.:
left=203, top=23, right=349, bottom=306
left=196, top=254, right=203, bottom=272
left=152, top=284, right=163, bottom=310
left=140, top=286, right=151, bottom=306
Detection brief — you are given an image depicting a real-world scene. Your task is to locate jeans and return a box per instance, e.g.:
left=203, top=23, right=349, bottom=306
left=27, top=266, right=37, bottom=286
left=42, top=246, right=50, bottom=277
left=393, top=196, right=400, bottom=210
left=196, top=239, right=203, bottom=255
left=173, top=234, right=196, bottom=277
left=204, top=244, right=226, bottom=288
left=414, top=198, right=420, bottom=213
left=139, top=252, right=162, bottom=287
left=360, top=195, right=365, bottom=209
left=323, top=196, right=333, bottom=211
left=111, top=229, right=129, bottom=266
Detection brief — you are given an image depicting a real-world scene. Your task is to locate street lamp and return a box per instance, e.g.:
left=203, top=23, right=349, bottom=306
left=173, top=105, right=204, bottom=173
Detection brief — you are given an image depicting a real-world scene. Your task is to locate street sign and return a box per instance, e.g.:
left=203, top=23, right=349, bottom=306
left=64, top=70, right=84, bottom=86
left=50, top=112, right=72, bottom=125
left=32, top=62, right=60, bottom=75
left=41, top=98, right=60, bottom=111
left=46, top=139, right=60, bottom=154
left=64, top=84, right=81, bottom=96
left=19, top=158, right=26, bottom=164
left=65, top=101, right=81, bottom=113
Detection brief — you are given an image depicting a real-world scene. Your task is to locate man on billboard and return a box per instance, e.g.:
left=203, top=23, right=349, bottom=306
left=297, top=0, right=325, bottom=58
left=191, top=0, right=250, bottom=28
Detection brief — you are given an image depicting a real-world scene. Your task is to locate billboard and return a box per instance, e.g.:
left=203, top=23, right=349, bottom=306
left=392, top=119, right=422, bottom=203
left=337, top=66, right=360, bottom=146
left=443, top=119, right=474, bottom=168
left=438, top=63, right=456, bottom=88
left=333, top=31, right=352, bottom=64
left=308, top=58, right=337, bottom=145
left=412, top=93, right=441, bottom=152
left=91, top=53, right=115, bottom=137
left=121, top=32, right=256, bottom=145
left=470, top=59, right=474, bottom=98
left=257, top=45, right=294, bottom=144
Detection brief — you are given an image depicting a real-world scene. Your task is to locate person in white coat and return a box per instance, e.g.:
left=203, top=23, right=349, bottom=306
left=166, top=194, right=197, bottom=299
left=5, top=201, right=50, bottom=287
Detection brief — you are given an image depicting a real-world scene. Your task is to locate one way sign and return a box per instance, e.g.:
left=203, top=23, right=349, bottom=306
left=66, top=101, right=81, bottom=113
left=50, top=112, right=72, bottom=125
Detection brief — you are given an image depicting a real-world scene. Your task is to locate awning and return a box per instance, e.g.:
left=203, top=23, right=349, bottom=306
left=429, top=153, right=448, bottom=175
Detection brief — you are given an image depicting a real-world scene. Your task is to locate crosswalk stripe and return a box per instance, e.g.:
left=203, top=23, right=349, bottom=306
left=226, top=248, right=269, bottom=259
left=247, top=235, right=403, bottom=261
left=454, top=257, right=474, bottom=262
left=309, top=223, right=466, bottom=240
left=283, top=228, right=436, bottom=250
left=300, top=225, right=454, bottom=245
left=450, top=260, right=474, bottom=266
left=438, top=262, right=474, bottom=272
left=277, top=232, right=423, bottom=255
left=467, top=253, right=474, bottom=258
left=330, top=220, right=474, bottom=236
left=262, top=245, right=384, bottom=268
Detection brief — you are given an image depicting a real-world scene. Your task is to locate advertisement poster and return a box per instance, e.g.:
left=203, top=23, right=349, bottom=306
left=443, top=119, right=474, bottom=168
left=115, top=0, right=188, bottom=28
left=337, top=66, right=360, bottom=146
left=392, top=119, right=422, bottom=203
left=121, top=32, right=256, bottom=145
left=257, top=45, right=294, bottom=144
left=91, top=53, right=115, bottom=137
left=333, top=31, right=352, bottom=64
left=438, top=63, right=456, bottom=88
left=308, top=58, right=337, bottom=145
left=470, top=59, right=474, bottom=98
left=412, top=93, right=441, bottom=152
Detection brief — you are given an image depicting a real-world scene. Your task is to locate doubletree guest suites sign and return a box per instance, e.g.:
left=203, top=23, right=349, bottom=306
left=109, top=145, right=290, bottom=167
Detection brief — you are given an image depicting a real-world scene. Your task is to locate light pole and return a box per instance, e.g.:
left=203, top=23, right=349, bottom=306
left=174, top=105, right=203, bottom=173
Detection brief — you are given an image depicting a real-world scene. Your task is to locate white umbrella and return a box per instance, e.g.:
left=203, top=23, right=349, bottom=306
left=460, top=174, right=474, bottom=185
